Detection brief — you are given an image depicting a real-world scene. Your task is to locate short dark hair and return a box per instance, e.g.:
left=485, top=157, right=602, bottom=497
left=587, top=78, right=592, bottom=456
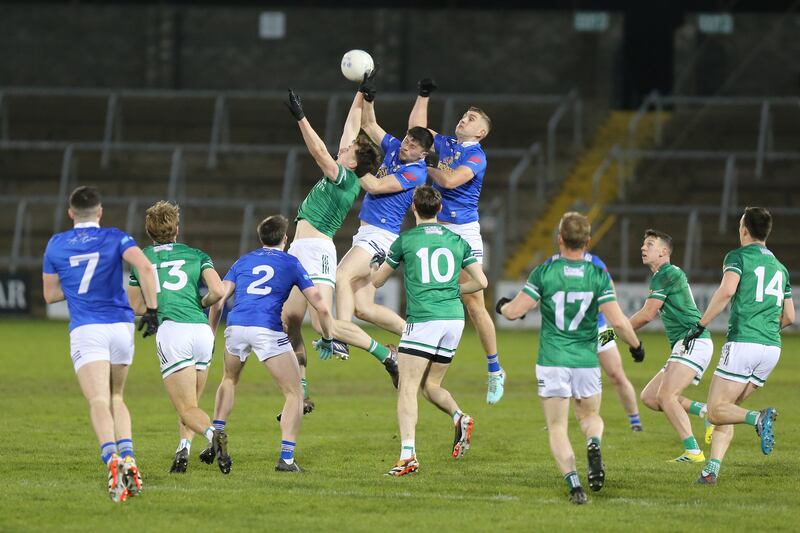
left=69, top=186, right=101, bottom=212
left=644, top=228, right=673, bottom=254
left=413, top=185, right=442, bottom=219
left=743, top=206, right=772, bottom=241
left=257, top=215, right=288, bottom=246
left=407, top=126, right=434, bottom=151
left=354, top=136, right=381, bottom=178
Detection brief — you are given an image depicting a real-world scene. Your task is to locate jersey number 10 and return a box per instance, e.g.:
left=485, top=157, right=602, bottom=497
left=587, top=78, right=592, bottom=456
left=416, top=247, right=456, bottom=284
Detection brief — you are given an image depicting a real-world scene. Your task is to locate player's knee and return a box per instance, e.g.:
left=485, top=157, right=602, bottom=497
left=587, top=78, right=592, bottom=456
left=640, top=389, right=660, bottom=411
left=353, top=304, right=372, bottom=322
left=88, top=395, right=111, bottom=411
left=656, top=387, right=676, bottom=406
left=605, top=368, right=625, bottom=386
left=706, top=404, right=724, bottom=426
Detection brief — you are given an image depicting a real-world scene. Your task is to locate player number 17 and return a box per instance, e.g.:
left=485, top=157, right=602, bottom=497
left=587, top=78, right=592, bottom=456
left=551, top=291, right=593, bottom=331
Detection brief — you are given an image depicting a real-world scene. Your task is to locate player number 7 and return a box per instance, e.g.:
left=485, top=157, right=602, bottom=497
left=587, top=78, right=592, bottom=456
left=69, top=252, right=100, bottom=294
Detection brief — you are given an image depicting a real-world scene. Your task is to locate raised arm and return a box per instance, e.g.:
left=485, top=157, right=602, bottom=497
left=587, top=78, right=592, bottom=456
left=361, top=99, right=387, bottom=147
left=427, top=165, right=474, bottom=189
left=340, top=91, right=365, bottom=151
left=286, top=89, right=340, bottom=181
left=408, top=78, right=438, bottom=133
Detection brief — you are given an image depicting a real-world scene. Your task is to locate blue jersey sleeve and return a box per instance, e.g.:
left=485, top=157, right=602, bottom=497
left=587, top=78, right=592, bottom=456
left=116, top=230, right=137, bottom=257
left=381, top=133, right=400, bottom=154
left=42, top=237, right=57, bottom=274
left=393, top=162, right=426, bottom=189
left=293, top=258, right=314, bottom=291
left=461, top=146, right=487, bottom=177
left=590, top=254, right=612, bottom=282
left=224, top=260, right=238, bottom=283
left=433, top=134, right=450, bottom=155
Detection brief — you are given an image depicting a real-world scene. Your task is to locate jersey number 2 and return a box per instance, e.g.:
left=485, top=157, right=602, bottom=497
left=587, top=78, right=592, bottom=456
left=247, top=265, right=275, bottom=295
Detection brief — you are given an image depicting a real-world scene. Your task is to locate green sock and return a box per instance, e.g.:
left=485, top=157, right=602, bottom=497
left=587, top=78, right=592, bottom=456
left=702, top=459, right=721, bottom=476
left=301, top=377, right=309, bottom=399
left=689, top=401, right=706, bottom=417
left=682, top=436, right=700, bottom=453
left=588, top=436, right=601, bottom=447
left=367, top=340, right=390, bottom=362
left=745, top=410, right=760, bottom=426
left=564, top=471, right=581, bottom=489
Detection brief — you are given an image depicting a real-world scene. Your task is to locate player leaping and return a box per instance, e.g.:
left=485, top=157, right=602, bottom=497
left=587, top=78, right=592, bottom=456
left=408, top=79, right=506, bottom=404
left=281, top=89, right=400, bottom=409
left=334, top=70, right=433, bottom=355
left=42, top=186, right=159, bottom=502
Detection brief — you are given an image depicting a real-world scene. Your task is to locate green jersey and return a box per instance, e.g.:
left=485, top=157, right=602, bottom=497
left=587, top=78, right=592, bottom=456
left=386, top=223, right=476, bottom=323
left=295, top=164, right=361, bottom=238
left=723, top=244, right=791, bottom=347
left=524, top=258, right=616, bottom=368
left=647, top=263, right=710, bottom=347
left=129, top=243, right=214, bottom=325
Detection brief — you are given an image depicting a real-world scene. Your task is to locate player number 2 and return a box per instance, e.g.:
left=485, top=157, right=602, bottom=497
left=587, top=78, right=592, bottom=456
left=247, top=265, right=275, bottom=295
left=69, top=252, right=100, bottom=294
left=551, top=291, right=593, bottom=331
left=753, top=266, right=783, bottom=306
left=416, top=247, right=455, bottom=283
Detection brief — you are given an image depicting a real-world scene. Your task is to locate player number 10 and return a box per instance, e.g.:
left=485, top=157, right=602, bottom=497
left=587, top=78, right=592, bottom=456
left=416, top=247, right=455, bottom=284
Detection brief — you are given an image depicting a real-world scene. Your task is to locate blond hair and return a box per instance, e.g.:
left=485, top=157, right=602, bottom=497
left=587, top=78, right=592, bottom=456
left=145, top=201, right=179, bottom=244
left=559, top=211, right=591, bottom=250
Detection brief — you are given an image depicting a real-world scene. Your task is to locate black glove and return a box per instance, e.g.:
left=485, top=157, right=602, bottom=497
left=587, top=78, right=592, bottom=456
left=424, top=151, right=439, bottom=168
left=285, top=89, right=304, bottom=121
left=138, top=307, right=159, bottom=338
left=418, top=78, right=438, bottom=97
left=359, top=66, right=379, bottom=103
left=629, top=342, right=645, bottom=363
left=683, top=322, right=705, bottom=351
left=370, top=250, right=386, bottom=268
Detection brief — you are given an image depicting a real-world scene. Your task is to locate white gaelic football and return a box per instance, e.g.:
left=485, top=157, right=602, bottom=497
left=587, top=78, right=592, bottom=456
left=341, top=50, right=374, bottom=82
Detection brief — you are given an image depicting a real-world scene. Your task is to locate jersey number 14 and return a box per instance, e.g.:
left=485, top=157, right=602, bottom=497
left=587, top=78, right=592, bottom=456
left=753, top=266, right=784, bottom=306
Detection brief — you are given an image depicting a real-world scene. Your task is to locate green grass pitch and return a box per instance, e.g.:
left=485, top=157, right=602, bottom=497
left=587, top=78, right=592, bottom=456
left=2, top=319, right=798, bottom=531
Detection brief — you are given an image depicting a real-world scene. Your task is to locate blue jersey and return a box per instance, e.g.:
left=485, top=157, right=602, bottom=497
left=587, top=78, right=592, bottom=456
left=432, top=135, right=487, bottom=224
left=224, top=247, right=314, bottom=331
left=359, top=134, right=426, bottom=233
left=42, top=223, right=137, bottom=331
left=548, top=252, right=612, bottom=328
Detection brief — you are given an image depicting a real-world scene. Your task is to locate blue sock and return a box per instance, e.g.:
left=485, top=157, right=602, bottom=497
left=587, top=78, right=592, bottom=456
left=116, top=438, right=134, bottom=459
left=628, top=413, right=641, bottom=427
left=100, top=441, right=117, bottom=464
left=486, top=353, right=501, bottom=373
left=213, top=420, right=226, bottom=431
left=280, top=440, right=296, bottom=464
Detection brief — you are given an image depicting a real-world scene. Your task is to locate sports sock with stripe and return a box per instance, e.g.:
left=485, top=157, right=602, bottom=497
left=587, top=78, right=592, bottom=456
left=100, top=441, right=118, bottom=464
left=486, top=353, right=501, bottom=374
left=588, top=436, right=601, bottom=447
left=367, top=340, right=390, bottom=362
left=702, top=459, right=721, bottom=477
left=745, top=410, right=760, bottom=426
left=689, top=401, right=707, bottom=417
left=213, top=419, right=226, bottom=431
left=301, top=378, right=309, bottom=399
left=564, top=471, right=582, bottom=489
left=280, top=440, right=296, bottom=464
left=177, top=438, right=192, bottom=453
left=628, top=413, right=642, bottom=427
left=452, top=409, right=463, bottom=425
left=400, top=440, right=415, bottom=460
left=204, top=427, right=215, bottom=442
left=116, top=438, right=134, bottom=459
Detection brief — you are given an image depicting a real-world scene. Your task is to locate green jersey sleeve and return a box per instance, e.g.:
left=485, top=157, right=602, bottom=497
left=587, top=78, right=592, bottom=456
left=523, top=266, right=543, bottom=301
left=129, top=265, right=140, bottom=286
left=386, top=234, right=404, bottom=269
left=723, top=249, right=743, bottom=276
left=333, top=164, right=349, bottom=186
left=200, top=251, right=214, bottom=271
left=596, top=271, right=616, bottom=304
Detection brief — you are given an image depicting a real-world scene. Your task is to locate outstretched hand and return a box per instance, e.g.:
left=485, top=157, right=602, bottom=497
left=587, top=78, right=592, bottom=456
left=418, top=78, right=438, bottom=97
left=285, top=88, right=305, bottom=121
left=359, top=64, right=380, bottom=102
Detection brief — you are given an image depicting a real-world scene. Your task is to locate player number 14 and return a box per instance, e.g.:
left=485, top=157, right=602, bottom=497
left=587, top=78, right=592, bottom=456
left=753, top=266, right=783, bottom=306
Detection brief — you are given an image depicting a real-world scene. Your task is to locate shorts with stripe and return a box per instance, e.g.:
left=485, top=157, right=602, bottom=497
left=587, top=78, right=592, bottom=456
left=156, top=321, right=215, bottom=378
left=224, top=325, right=293, bottom=362
left=351, top=224, right=398, bottom=255
left=661, top=338, right=713, bottom=385
left=287, top=238, right=336, bottom=288
left=536, top=365, right=602, bottom=399
left=398, top=320, right=465, bottom=364
left=714, top=341, right=780, bottom=387
left=442, top=221, right=483, bottom=264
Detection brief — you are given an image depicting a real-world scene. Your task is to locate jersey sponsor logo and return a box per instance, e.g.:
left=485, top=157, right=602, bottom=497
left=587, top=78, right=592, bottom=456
left=424, top=226, right=443, bottom=235
left=563, top=265, right=585, bottom=277
left=67, top=232, right=99, bottom=245
left=467, top=156, right=482, bottom=164
left=154, top=244, right=174, bottom=252
left=402, top=172, right=418, bottom=182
